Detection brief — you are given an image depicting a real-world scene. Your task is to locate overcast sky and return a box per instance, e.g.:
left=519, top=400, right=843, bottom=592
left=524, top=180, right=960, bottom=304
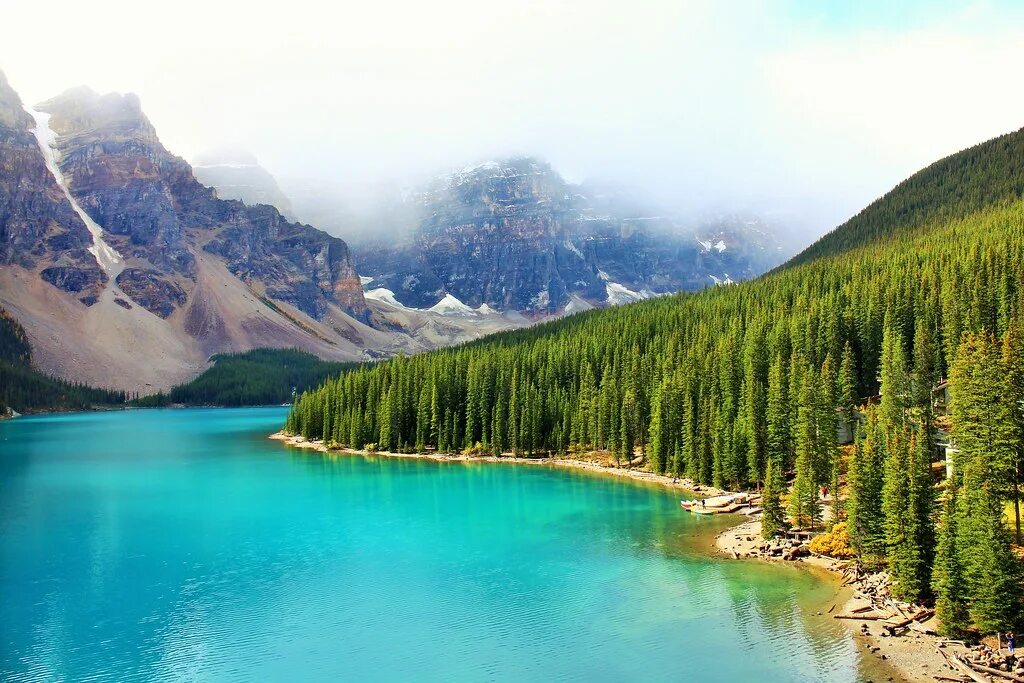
left=3, top=0, right=1024, bottom=240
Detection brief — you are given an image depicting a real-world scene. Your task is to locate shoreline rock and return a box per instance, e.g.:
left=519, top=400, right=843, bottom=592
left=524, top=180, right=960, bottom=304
left=714, top=518, right=976, bottom=683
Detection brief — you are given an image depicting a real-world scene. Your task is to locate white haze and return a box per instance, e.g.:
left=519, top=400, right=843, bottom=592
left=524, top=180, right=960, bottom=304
left=2, top=0, right=1023, bottom=244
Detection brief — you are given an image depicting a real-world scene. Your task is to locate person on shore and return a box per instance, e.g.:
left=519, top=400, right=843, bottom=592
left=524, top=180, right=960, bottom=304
left=1007, top=632, right=1016, bottom=656
left=700, top=498, right=706, bottom=509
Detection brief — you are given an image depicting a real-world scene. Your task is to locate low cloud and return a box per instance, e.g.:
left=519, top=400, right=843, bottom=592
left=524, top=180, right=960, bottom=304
left=2, top=0, right=1021, bottom=243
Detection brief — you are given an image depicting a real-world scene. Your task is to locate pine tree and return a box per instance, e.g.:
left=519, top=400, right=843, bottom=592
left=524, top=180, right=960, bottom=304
left=430, top=383, right=441, bottom=447
left=847, top=408, right=886, bottom=562
left=905, top=428, right=936, bottom=601
left=879, top=317, right=910, bottom=437
left=761, top=457, right=786, bottom=539
left=789, top=369, right=820, bottom=529
left=818, top=355, right=839, bottom=504
left=839, top=342, right=858, bottom=424
left=957, top=483, right=1023, bottom=633
left=648, top=381, right=669, bottom=473
left=933, top=479, right=969, bottom=638
left=882, top=427, right=913, bottom=597
left=766, top=355, right=791, bottom=470
left=1002, top=318, right=1024, bottom=545
left=912, top=314, right=938, bottom=419
left=492, top=391, right=507, bottom=455
left=950, top=333, right=1014, bottom=490
left=416, top=384, right=430, bottom=450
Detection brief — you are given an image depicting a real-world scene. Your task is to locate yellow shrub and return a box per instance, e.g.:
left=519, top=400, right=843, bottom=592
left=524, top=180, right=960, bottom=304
left=462, top=442, right=487, bottom=456
left=808, top=522, right=855, bottom=558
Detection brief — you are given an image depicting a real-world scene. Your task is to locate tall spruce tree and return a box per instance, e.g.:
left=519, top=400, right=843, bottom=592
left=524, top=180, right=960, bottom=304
left=789, top=367, right=820, bottom=529
left=882, top=427, right=914, bottom=597
left=766, top=355, right=791, bottom=471
left=847, top=408, right=886, bottom=562
left=950, top=333, right=1024, bottom=632
left=762, top=457, right=786, bottom=540
left=933, top=479, right=969, bottom=637
left=1002, top=318, right=1024, bottom=545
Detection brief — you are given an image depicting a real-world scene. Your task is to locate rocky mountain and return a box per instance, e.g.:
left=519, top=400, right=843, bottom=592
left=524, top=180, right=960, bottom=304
left=0, top=75, right=106, bottom=305
left=351, top=158, right=786, bottom=315
left=0, top=73, right=412, bottom=392
left=1, top=71, right=787, bottom=393
left=192, top=147, right=294, bottom=218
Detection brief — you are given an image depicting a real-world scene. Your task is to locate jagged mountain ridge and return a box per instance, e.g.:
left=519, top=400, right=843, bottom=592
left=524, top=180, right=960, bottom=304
left=352, top=158, right=785, bottom=314
left=36, top=87, right=367, bottom=321
left=0, top=72, right=787, bottom=392
left=0, top=76, right=106, bottom=303
left=0, top=73, right=414, bottom=392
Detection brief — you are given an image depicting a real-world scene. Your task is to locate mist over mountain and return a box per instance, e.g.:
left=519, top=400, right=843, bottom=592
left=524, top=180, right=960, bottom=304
left=192, top=147, right=294, bottom=218
left=346, top=157, right=788, bottom=314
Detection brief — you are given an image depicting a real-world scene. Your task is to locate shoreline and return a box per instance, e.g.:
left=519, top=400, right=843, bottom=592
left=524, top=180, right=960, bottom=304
left=272, top=431, right=973, bottom=683
left=715, top=520, right=968, bottom=683
left=269, top=431, right=732, bottom=497
left=4, top=402, right=293, bottom=419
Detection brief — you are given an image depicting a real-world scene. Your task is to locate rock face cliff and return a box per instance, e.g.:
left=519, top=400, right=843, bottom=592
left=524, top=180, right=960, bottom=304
left=38, top=88, right=366, bottom=321
left=353, top=158, right=785, bottom=314
left=0, top=73, right=106, bottom=304
left=192, top=147, right=294, bottom=218
left=0, top=74, right=392, bottom=392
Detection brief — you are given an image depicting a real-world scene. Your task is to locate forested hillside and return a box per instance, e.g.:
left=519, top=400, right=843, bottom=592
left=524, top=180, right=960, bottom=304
left=136, top=349, right=358, bottom=407
left=0, top=307, right=126, bottom=412
left=789, top=125, right=1024, bottom=266
left=286, top=128, right=1024, bottom=635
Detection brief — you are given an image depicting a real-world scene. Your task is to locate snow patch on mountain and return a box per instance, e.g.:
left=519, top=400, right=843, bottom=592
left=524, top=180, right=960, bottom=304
left=697, top=238, right=728, bottom=254
left=605, top=281, right=646, bottom=305
left=530, top=290, right=551, bottom=310
left=563, top=240, right=585, bottom=260
left=428, top=293, right=476, bottom=316
left=476, top=303, right=499, bottom=316
left=367, top=286, right=504, bottom=319
left=562, top=295, right=594, bottom=315
left=25, top=106, right=122, bottom=277
left=365, top=287, right=407, bottom=308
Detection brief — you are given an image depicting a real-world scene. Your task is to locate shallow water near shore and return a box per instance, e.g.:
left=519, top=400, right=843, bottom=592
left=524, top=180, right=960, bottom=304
left=1, top=407, right=882, bottom=681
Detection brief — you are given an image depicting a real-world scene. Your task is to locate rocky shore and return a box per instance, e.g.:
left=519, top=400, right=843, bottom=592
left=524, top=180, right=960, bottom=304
left=714, top=519, right=1021, bottom=683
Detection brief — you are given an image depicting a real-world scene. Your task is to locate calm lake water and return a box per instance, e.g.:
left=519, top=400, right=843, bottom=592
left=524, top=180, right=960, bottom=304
left=1, top=408, right=876, bottom=681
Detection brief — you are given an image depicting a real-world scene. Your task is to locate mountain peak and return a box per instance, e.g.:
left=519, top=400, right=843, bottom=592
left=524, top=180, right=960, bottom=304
left=193, top=146, right=261, bottom=168
left=0, top=70, right=27, bottom=129
left=37, top=87, right=155, bottom=142
left=191, top=147, right=294, bottom=217
left=448, top=156, right=554, bottom=183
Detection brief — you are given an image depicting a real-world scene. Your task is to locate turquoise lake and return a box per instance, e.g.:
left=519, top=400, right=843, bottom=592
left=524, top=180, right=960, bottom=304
left=0, top=408, right=881, bottom=681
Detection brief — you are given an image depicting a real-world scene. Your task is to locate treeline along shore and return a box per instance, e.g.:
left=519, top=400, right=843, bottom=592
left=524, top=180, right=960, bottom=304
left=283, top=127, right=1024, bottom=680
